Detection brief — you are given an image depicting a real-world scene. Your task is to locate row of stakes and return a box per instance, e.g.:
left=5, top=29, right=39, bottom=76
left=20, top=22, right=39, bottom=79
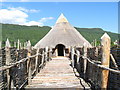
left=0, top=38, right=32, bottom=50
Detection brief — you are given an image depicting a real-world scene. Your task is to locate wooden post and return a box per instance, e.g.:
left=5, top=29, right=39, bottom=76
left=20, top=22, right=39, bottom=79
left=71, top=47, right=74, bottom=68
left=83, top=43, right=87, bottom=77
left=47, top=48, right=49, bottom=61
left=95, top=47, right=98, bottom=60
left=28, top=51, right=32, bottom=85
left=49, top=48, right=52, bottom=58
left=26, top=41, right=32, bottom=85
left=101, top=33, right=111, bottom=89
left=55, top=49, right=58, bottom=56
left=14, top=42, right=16, bottom=48
left=45, top=46, right=48, bottom=62
left=20, top=43, right=22, bottom=49
left=17, top=39, right=20, bottom=50
left=41, top=50, right=45, bottom=67
left=91, top=42, right=93, bottom=46
left=110, top=54, right=119, bottom=70
left=26, top=40, right=31, bottom=50
left=95, top=47, right=98, bottom=55
left=5, top=38, right=11, bottom=65
left=64, top=49, right=66, bottom=56
left=24, top=42, right=27, bottom=49
left=5, top=38, right=12, bottom=89
left=76, top=50, right=80, bottom=63
left=35, top=49, right=39, bottom=73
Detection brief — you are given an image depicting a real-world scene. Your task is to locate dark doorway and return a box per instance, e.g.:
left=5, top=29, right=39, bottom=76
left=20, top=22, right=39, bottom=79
left=56, top=44, right=65, bottom=56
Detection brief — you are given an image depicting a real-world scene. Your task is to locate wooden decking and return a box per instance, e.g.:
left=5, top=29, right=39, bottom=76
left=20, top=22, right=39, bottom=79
left=26, top=57, right=90, bottom=89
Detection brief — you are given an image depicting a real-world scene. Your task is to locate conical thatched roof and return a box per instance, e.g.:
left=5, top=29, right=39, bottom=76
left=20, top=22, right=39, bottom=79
left=34, top=14, right=92, bottom=48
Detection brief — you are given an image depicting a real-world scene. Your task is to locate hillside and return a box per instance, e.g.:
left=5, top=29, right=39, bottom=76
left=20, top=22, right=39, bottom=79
left=1, top=23, right=119, bottom=46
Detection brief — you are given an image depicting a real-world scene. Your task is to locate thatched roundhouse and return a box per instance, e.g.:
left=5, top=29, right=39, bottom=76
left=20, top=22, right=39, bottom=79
left=34, top=14, right=92, bottom=56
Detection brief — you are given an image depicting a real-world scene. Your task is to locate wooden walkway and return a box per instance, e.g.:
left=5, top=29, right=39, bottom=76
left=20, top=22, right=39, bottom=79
left=26, top=57, right=90, bottom=89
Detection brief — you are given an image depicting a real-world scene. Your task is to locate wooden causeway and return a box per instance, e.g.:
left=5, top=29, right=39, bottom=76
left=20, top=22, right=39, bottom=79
left=26, top=57, right=90, bottom=88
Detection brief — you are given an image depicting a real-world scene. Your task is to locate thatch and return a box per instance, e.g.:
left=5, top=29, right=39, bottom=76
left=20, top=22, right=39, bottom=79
left=34, top=14, right=92, bottom=48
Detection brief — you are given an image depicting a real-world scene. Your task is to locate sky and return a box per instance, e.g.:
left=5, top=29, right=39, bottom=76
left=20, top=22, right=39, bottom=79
left=0, top=2, right=119, bottom=33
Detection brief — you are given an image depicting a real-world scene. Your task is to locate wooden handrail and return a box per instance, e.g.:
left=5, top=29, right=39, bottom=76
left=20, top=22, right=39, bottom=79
left=84, top=57, right=120, bottom=74
left=0, top=51, right=52, bottom=71
left=110, top=54, right=119, bottom=70
left=70, top=50, right=120, bottom=74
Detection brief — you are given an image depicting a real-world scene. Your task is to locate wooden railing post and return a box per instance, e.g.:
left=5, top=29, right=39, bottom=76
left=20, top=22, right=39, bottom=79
left=76, top=50, right=80, bottom=63
left=49, top=48, right=52, bottom=58
left=48, top=48, right=51, bottom=61
left=101, top=33, right=111, bottom=89
left=70, top=47, right=72, bottom=59
left=45, top=46, right=48, bottom=62
left=17, top=39, right=20, bottom=50
left=26, top=40, right=32, bottom=85
left=5, top=38, right=12, bottom=89
left=83, top=43, right=87, bottom=77
left=35, top=49, right=39, bottom=73
left=95, top=47, right=98, bottom=56
left=27, top=50, right=32, bottom=85
left=71, top=47, right=75, bottom=68
left=41, top=50, right=45, bottom=67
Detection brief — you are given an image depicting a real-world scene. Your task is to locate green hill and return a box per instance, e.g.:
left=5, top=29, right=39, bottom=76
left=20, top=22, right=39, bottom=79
left=1, top=23, right=119, bottom=46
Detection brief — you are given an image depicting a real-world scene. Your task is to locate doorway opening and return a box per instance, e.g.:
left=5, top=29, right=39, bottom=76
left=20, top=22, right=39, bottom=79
left=55, top=44, right=65, bottom=56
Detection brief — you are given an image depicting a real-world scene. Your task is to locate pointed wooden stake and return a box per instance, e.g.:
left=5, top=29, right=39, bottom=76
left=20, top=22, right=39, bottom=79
left=17, top=39, right=20, bottom=50
left=83, top=42, right=87, bottom=77
left=14, top=42, right=16, bottom=48
left=5, top=39, right=12, bottom=89
left=101, top=33, right=111, bottom=89
left=24, top=42, right=27, bottom=49
left=5, top=38, right=11, bottom=48
left=26, top=40, right=31, bottom=50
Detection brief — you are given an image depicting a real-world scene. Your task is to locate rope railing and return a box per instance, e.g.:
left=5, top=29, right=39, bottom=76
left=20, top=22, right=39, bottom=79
left=0, top=48, right=53, bottom=90
left=84, top=57, right=120, bottom=74
left=70, top=47, right=120, bottom=89
left=0, top=50, right=53, bottom=71
left=70, top=49, right=120, bottom=73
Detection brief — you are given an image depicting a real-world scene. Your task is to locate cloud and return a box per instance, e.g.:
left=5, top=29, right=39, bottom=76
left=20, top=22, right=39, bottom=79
left=0, top=0, right=6, bottom=2
left=20, top=0, right=29, bottom=2
left=24, top=21, right=43, bottom=26
left=8, top=7, right=40, bottom=13
left=24, top=17, right=54, bottom=26
left=0, top=9, right=28, bottom=24
left=40, top=17, right=54, bottom=22
left=0, top=7, right=54, bottom=26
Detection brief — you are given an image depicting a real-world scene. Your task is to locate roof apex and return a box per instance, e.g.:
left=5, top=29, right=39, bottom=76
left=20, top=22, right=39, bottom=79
left=56, top=13, right=68, bottom=23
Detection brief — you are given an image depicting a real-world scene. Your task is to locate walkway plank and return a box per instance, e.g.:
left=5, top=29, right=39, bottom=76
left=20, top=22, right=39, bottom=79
left=26, top=57, right=90, bottom=89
